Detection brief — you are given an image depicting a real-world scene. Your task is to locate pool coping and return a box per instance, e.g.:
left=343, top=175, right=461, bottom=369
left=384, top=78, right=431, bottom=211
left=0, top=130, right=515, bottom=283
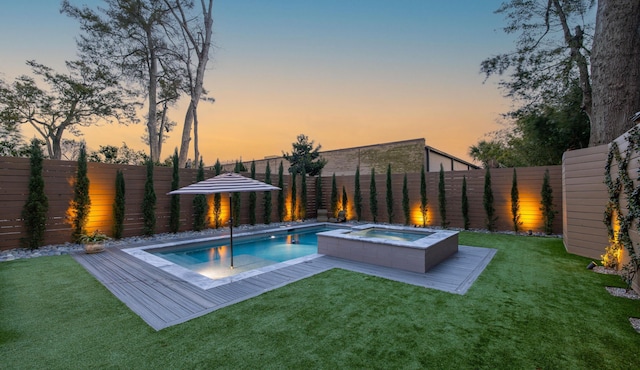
left=122, top=223, right=350, bottom=289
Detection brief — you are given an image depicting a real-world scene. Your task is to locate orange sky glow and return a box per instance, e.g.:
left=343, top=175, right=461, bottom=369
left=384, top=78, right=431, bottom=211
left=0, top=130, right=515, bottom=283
left=1, top=1, right=513, bottom=166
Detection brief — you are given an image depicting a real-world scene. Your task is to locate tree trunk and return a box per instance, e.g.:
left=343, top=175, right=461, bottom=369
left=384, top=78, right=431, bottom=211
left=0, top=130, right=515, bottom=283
left=590, top=0, right=640, bottom=146
left=193, top=104, right=200, bottom=165
left=175, top=0, right=213, bottom=167
left=147, top=36, right=160, bottom=162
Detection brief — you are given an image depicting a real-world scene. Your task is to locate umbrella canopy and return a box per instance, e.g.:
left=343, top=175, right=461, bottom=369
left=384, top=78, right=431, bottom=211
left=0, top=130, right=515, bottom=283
left=168, top=172, right=280, bottom=195
left=167, top=172, right=281, bottom=270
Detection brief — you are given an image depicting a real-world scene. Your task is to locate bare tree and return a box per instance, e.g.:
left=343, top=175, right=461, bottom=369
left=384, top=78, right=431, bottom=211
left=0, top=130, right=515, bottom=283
left=163, top=0, right=215, bottom=167
left=62, top=0, right=180, bottom=162
left=0, top=60, right=136, bottom=159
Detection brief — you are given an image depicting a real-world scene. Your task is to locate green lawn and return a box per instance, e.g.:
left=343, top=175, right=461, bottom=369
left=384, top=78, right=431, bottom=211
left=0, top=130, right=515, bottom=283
left=1, top=232, right=639, bottom=369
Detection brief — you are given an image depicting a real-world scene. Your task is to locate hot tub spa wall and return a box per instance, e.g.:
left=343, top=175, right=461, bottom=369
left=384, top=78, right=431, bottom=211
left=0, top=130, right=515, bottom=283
left=317, top=230, right=458, bottom=273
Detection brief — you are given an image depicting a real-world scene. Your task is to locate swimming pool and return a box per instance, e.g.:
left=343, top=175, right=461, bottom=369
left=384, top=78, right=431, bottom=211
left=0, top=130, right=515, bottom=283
left=148, top=226, right=334, bottom=280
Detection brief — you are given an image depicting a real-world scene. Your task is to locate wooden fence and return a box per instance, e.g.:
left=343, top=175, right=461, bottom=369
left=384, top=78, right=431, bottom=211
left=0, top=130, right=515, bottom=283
left=0, top=156, right=562, bottom=250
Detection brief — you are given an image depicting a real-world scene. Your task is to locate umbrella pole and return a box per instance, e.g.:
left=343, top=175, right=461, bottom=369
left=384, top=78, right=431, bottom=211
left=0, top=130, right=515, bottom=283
left=229, top=193, right=234, bottom=269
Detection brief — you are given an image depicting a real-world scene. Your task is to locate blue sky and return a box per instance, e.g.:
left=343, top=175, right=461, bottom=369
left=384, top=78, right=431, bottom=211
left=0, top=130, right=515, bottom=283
left=0, top=0, right=515, bottom=164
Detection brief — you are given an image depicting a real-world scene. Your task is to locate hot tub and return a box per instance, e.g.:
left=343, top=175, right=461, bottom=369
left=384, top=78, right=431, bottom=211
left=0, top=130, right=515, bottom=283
left=317, top=224, right=458, bottom=273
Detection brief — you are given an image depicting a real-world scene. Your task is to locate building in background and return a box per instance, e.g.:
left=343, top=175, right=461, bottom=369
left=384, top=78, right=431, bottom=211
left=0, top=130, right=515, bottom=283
left=219, top=138, right=478, bottom=175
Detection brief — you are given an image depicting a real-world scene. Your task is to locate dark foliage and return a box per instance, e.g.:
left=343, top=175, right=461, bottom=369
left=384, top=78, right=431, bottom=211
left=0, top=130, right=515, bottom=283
left=370, top=168, right=378, bottom=222
left=249, top=161, right=256, bottom=225
left=354, top=166, right=362, bottom=221
left=511, top=168, right=521, bottom=232
left=21, top=139, right=49, bottom=249
left=483, top=168, right=497, bottom=231
left=540, top=169, right=556, bottom=234
left=420, top=164, right=427, bottom=227
left=71, top=143, right=91, bottom=243
left=193, top=158, right=207, bottom=231
left=402, top=173, right=410, bottom=225
left=277, top=161, right=285, bottom=222
left=438, top=164, right=448, bottom=228
left=462, top=176, right=470, bottom=230
left=142, top=159, right=156, bottom=236
left=263, top=162, right=272, bottom=224
left=113, top=169, right=125, bottom=238
left=169, top=149, right=180, bottom=233
left=330, top=173, right=339, bottom=218
left=386, top=164, right=394, bottom=223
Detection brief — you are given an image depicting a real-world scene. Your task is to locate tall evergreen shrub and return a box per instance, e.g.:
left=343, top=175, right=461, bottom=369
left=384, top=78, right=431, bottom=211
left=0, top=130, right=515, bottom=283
left=354, top=166, right=362, bottom=221
left=142, top=159, right=156, bottom=236
left=402, top=173, right=410, bottom=225
left=540, top=169, right=556, bottom=235
left=193, top=158, right=207, bottom=231
left=169, top=149, right=180, bottom=233
left=232, top=161, right=242, bottom=227
left=290, top=172, right=297, bottom=221
left=113, top=169, right=126, bottom=239
left=300, top=169, right=307, bottom=219
left=420, top=164, right=428, bottom=227
left=370, top=168, right=378, bottom=222
left=461, top=176, right=470, bottom=230
left=511, top=168, right=521, bottom=232
left=249, top=161, right=257, bottom=225
left=277, top=161, right=285, bottom=222
left=483, top=167, right=497, bottom=231
left=330, top=173, right=339, bottom=217
left=21, top=139, right=48, bottom=249
left=213, top=159, right=222, bottom=228
left=264, top=162, right=272, bottom=224
left=342, top=185, right=348, bottom=217
left=315, top=171, right=323, bottom=210
left=71, top=143, right=91, bottom=243
left=386, top=164, right=394, bottom=223
left=438, top=164, right=448, bottom=228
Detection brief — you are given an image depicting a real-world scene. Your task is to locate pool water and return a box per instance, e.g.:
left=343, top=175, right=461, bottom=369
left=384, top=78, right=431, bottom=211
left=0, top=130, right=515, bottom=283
left=347, top=228, right=433, bottom=242
left=152, top=227, right=330, bottom=279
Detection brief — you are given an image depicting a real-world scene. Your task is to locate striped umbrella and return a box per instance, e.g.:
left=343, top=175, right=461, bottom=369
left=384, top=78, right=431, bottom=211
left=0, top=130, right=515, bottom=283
left=168, top=172, right=281, bottom=268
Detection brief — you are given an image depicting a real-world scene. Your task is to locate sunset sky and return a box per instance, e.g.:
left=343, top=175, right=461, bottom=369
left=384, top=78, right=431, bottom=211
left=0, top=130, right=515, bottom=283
left=0, top=0, right=515, bottom=165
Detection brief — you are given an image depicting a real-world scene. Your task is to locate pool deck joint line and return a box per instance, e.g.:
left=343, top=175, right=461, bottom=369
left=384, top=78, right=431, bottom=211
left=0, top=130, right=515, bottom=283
left=73, top=242, right=496, bottom=331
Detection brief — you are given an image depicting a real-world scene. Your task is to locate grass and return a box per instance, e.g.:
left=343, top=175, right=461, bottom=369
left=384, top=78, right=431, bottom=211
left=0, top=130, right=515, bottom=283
left=1, top=232, right=639, bottom=369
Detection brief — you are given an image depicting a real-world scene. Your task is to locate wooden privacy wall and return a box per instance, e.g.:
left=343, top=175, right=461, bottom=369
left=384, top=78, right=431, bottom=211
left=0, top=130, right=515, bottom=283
left=0, top=156, right=561, bottom=250
left=562, top=145, right=609, bottom=259
left=321, top=167, right=563, bottom=234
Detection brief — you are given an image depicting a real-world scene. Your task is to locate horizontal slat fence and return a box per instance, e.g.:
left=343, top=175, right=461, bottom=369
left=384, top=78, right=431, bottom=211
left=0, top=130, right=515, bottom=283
left=0, top=156, right=562, bottom=250
left=562, top=145, right=609, bottom=260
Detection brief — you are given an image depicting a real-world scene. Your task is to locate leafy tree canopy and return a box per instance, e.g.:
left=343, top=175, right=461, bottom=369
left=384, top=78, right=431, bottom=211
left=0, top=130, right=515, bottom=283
left=283, top=134, right=327, bottom=176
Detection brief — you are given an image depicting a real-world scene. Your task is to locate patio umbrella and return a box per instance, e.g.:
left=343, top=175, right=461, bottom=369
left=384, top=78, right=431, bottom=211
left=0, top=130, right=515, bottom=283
left=168, top=172, right=280, bottom=268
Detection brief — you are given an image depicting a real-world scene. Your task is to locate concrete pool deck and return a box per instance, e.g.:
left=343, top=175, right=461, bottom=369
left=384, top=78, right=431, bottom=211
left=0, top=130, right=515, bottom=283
left=73, top=241, right=496, bottom=331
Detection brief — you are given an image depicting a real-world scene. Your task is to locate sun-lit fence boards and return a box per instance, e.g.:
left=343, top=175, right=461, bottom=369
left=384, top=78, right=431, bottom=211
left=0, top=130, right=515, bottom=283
left=0, top=157, right=562, bottom=251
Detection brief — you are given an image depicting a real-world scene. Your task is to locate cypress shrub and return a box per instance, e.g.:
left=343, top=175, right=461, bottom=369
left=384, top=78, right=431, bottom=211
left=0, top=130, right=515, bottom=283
left=461, top=176, right=470, bottom=230
left=300, top=169, right=307, bottom=219
left=402, top=173, right=410, bottom=225
left=315, top=171, right=323, bottom=210
left=420, top=164, right=428, bottom=227
left=232, top=162, right=242, bottom=227
left=264, top=162, right=272, bottom=224
left=113, top=169, right=126, bottom=239
left=370, top=168, right=378, bottom=222
left=511, top=168, right=521, bottom=233
left=438, top=164, right=448, bottom=228
left=277, top=161, right=285, bottom=222
left=540, top=169, right=556, bottom=235
left=249, top=161, right=256, bottom=225
left=290, top=172, right=297, bottom=221
left=330, top=173, right=339, bottom=217
left=213, top=159, right=222, bottom=228
left=386, top=164, right=394, bottom=224
left=142, top=159, right=156, bottom=236
left=342, top=185, right=348, bottom=216
left=354, top=166, right=362, bottom=221
left=21, top=139, right=48, bottom=250
left=193, top=158, right=207, bottom=231
left=169, top=149, right=180, bottom=233
left=483, top=167, right=497, bottom=231
left=71, top=143, right=91, bottom=243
